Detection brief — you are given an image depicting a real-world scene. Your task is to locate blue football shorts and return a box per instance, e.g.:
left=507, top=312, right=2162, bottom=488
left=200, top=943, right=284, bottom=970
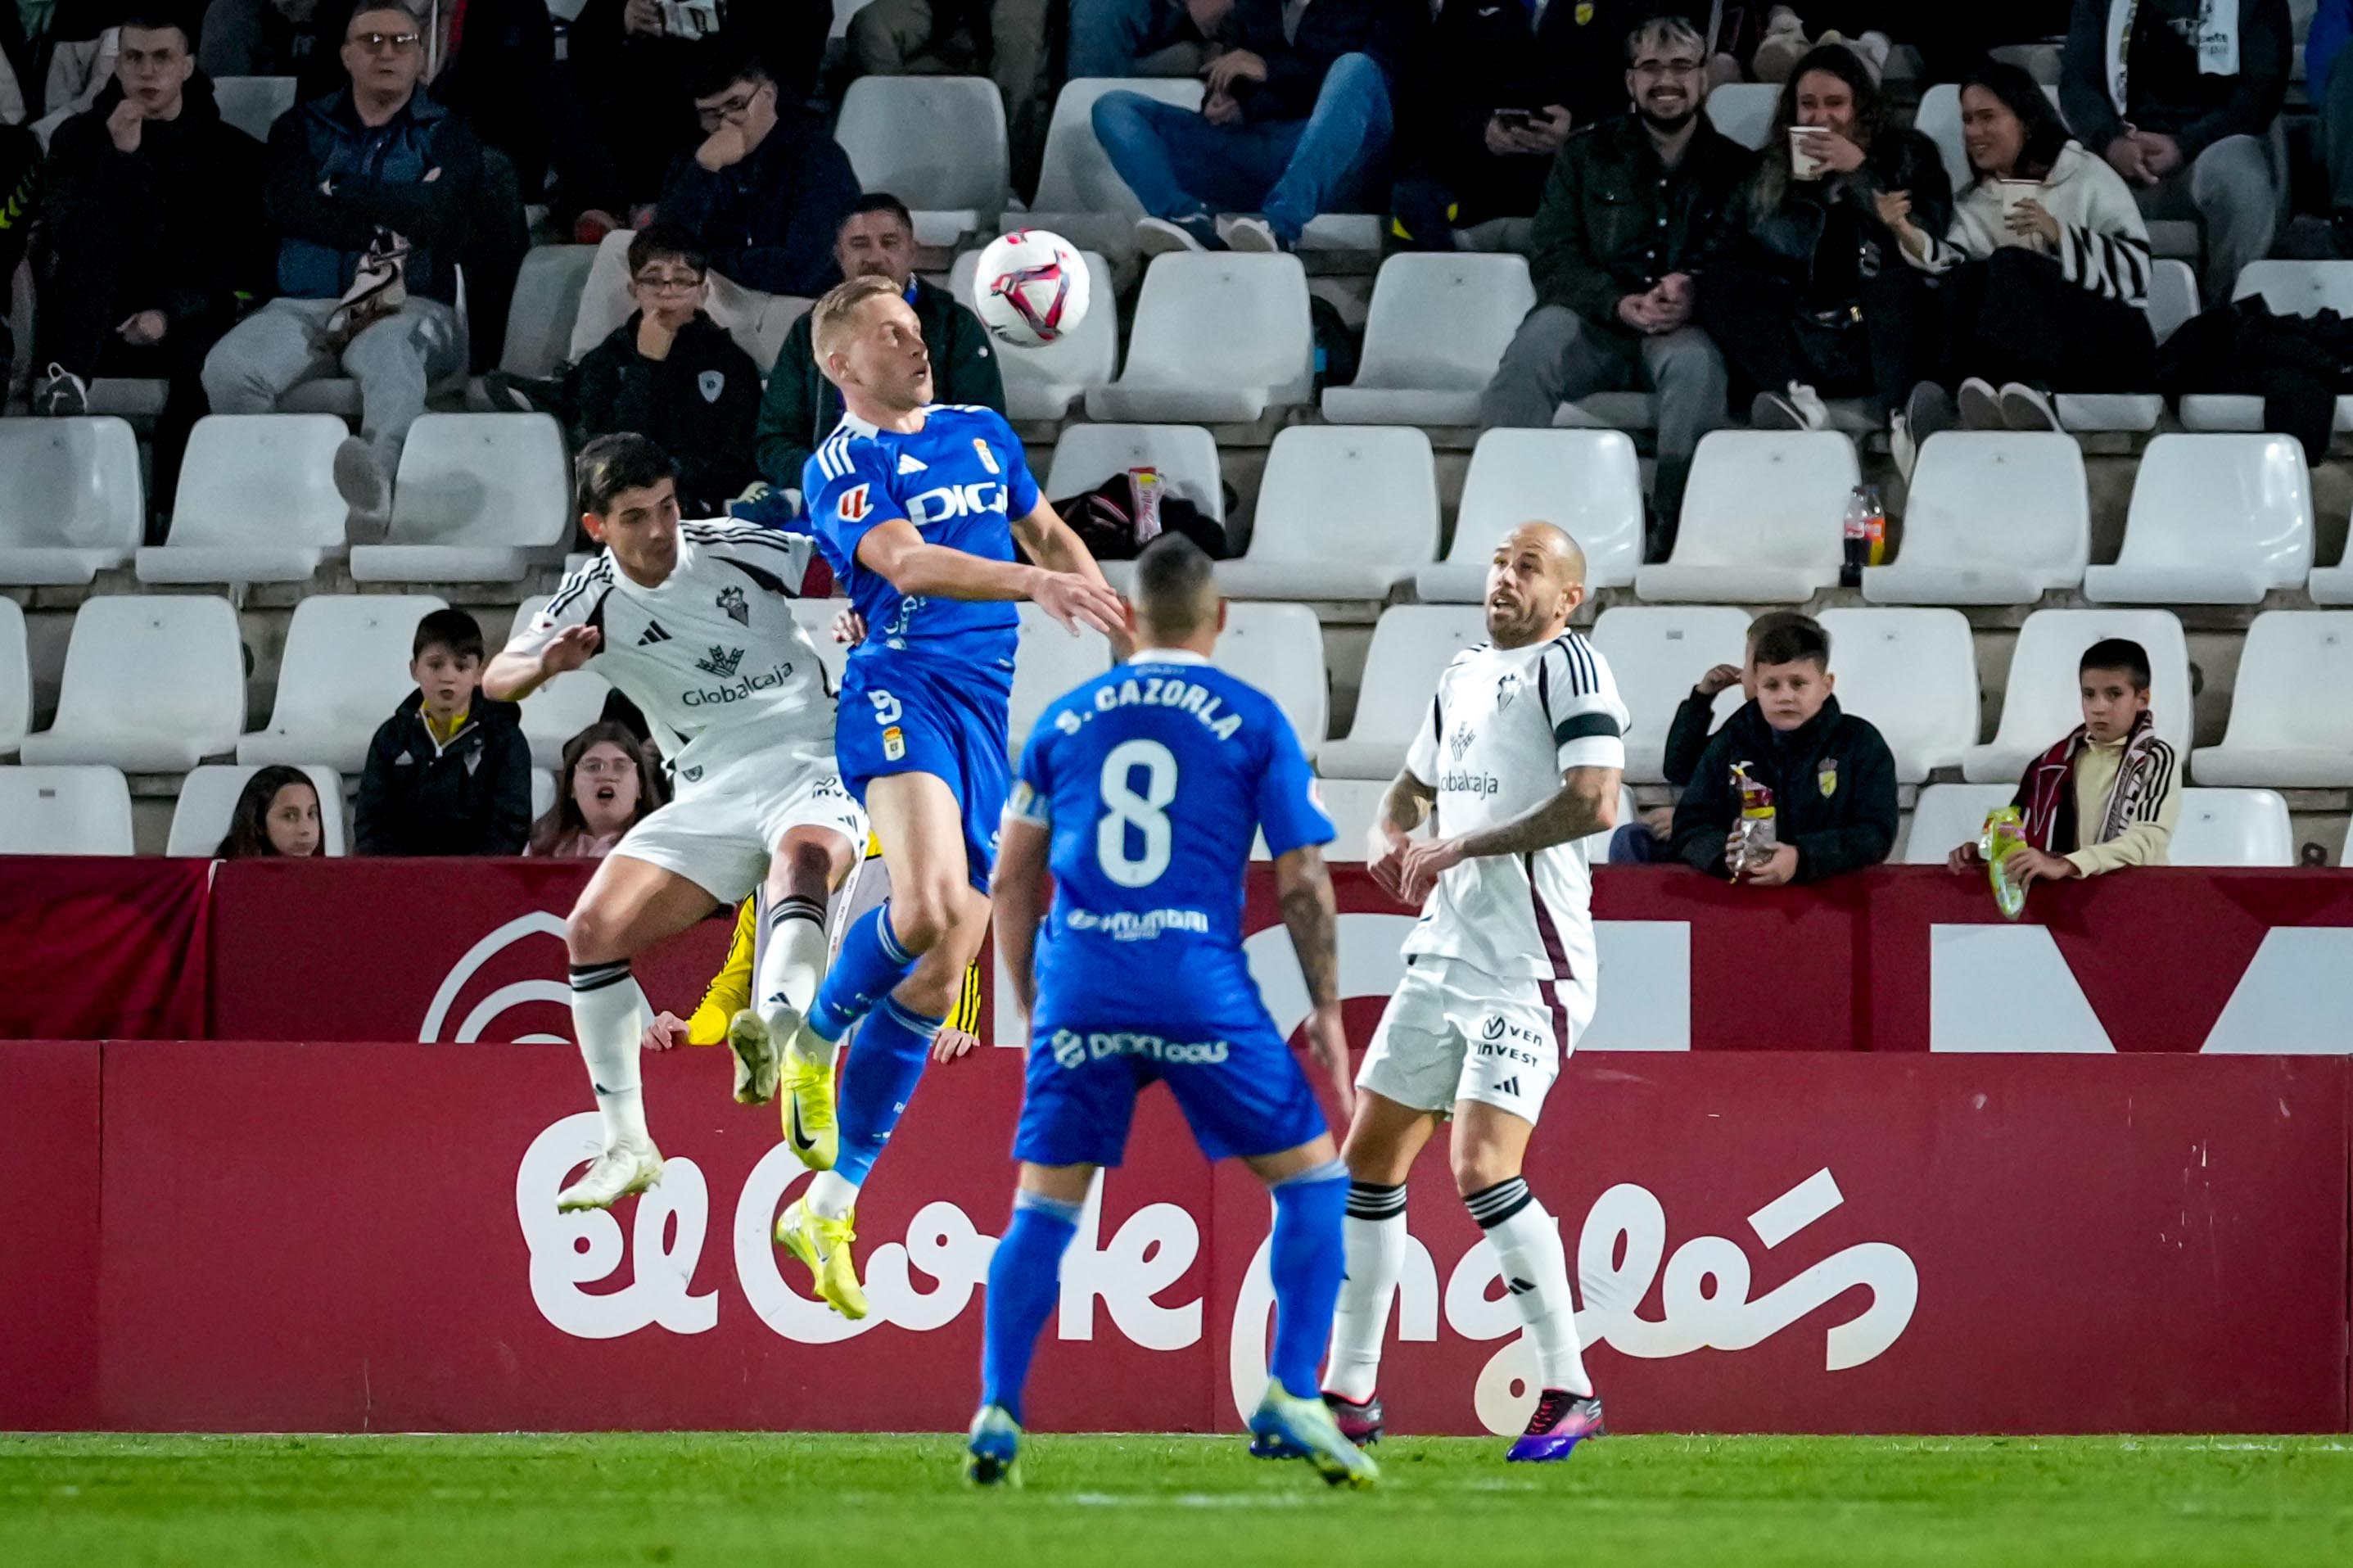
left=836, top=657, right=1010, bottom=891
left=1013, top=1019, right=1330, bottom=1168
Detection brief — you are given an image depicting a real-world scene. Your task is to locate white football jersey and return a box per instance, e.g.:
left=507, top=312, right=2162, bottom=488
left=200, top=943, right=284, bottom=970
left=504, top=521, right=838, bottom=769
left=1402, top=632, right=1629, bottom=984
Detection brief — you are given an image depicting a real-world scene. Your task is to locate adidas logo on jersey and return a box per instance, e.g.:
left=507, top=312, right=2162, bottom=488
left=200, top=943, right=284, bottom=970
left=638, top=621, right=671, bottom=645
left=896, top=452, right=928, bottom=475
left=1496, top=1075, right=1522, bottom=1099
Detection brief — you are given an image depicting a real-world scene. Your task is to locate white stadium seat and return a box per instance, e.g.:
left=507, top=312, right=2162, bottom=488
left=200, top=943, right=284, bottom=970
left=948, top=248, right=1118, bottom=421
left=212, top=75, right=296, bottom=141
left=1302, top=776, right=1389, bottom=861
left=0, top=766, right=135, bottom=856
left=835, top=75, right=1008, bottom=245
left=532, top=769, right=558, bottom=822
left=498, top=244, right=600, bottom=380
left=350, top=414, right=572, bottom=583
left=1418, top=430, right=1644, bottom=602
left=2051, top=258, right=2197, bottom=433
left=2191, top=612, right=2353, bottom=787
left=139, top=414, right=351, bottom=584
left=2084, top=435, right=2311, bottom=604
left=1044, top=424, right=1225, bottom=524
left=1636, top=432, right=1859, bottom=602
left=2170, top=788, right=2296, bottom=867
left=1901, top=783, right=2017, bottom=865
left=571, top=230, right=808, bottom=375
left=1316, top=605, right=1489, bottom=780
left=1590, top=605, right=1751, bottom=784
left=1964, top=609, right=2193, bottom=783
left=1216, top=427, right=1438, bottom=600
left=167, top=764, right=347, bottom=857
left=0, top=599, right=28, bottom=757
left=238, top=595, right=449, bottom=772
left=506, top=594, right=617, bottom=771
left=1814, top=608, right=1981, bottom=783
left=790, top=599, right=855, bottom=688
left=1705, top=83, right=1778, bottom=150
left=1024, top=77, right=1205, bottom=254
left=20, top=596, right=245, bottom=770
left=2181, top=262, right=2353, bottom=432
left=1009, top=603, right=1115, bottom=758
left=1864, top=433, right=2089, bottom=605
left=1085, top=254, right=1313, bottom=424
left=1214, top=603, right=1327, bottom=756
left=1321, top=254, right=1535, bottom=426
left=0, top=416, right=143, bottom=585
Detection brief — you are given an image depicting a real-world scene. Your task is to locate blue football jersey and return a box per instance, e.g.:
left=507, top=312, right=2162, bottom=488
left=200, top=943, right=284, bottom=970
left=804, top=404, right=1041, bottom=682
left=1009, top=650, right=1334, bottom=1036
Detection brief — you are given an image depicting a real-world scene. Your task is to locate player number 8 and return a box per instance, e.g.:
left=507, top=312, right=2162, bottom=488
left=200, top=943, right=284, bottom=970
left=1096, top=739, right=1176, bottom=888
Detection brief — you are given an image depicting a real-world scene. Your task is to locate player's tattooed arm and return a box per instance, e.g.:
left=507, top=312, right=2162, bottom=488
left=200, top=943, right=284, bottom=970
left=1368, top=769, right=1436, bottom=902
left=1397, top=766, right=1623, bottom=903
left=1276, top=845, right=1353, bottom=1116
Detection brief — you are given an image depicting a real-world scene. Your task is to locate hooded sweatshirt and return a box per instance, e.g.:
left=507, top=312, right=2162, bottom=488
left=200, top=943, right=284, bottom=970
left=1899, top=140, right=2153, bottom=306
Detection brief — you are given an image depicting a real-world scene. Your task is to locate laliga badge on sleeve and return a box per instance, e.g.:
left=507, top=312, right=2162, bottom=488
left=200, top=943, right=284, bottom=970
left=1817, top=757, right=1838, bottom=798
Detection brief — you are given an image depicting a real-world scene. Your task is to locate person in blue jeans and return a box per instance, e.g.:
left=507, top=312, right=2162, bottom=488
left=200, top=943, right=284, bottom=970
left=1091, top=0, right=1420, bottom=254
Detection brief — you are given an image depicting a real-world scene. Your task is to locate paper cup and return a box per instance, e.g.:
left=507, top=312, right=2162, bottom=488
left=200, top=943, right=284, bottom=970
left=1790, top=126, right=1828, bottom=179
left=1995, top=179, right=2044, bottom=247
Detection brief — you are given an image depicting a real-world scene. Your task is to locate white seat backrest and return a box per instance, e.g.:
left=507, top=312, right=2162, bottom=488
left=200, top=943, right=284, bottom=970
left=265, top=594, right=449, bottom=739
left=1309, top=776, right=1391, bottom=861
left=2232, top=260, right=2353, bottom=318
left=1816, top=608, right=1981, bottom=776
left=1453, top=430, right=1645, bottom=588
left=1121, top=253, right=1312, bottom=394
left=1009, top=603, right=1115, bottom=755
left=1990, top=610, right=2193, bottom=755
left=2212, top=612, right=2353, bottom=750
left=1347, top=607, right=1490, bottom=744
left=1215, top=603, right=1327, bottom=747
left=1674, top=432, right=1860, bottom=568
left=1033, top=77, right=1204, bottom=215
left=1706, top=83, right=1779, bottom=150
left=0, top=599, right=26, bottom=754
left=167, top=764, right=346, bottom=857
left=2149, top=259, right=2199, bottom=344
left=2120, top=435, right=2311, bottom=576
left=501, top=244, right=599, bottom=378
left=1901, top=432, right=2089, bottom=583
left=213, top=75, right=296, bottom=141
left=0, top=766, right=134, bottom=855
left=1903, top=784, right=2017, bottom=864
left=1249, top=427, right=1438, bottom=567
left=832, top=0, right=874, bottom=38
left=1590, top=605, right=1753, bottom=765
left=2170, top=788, right=2295, bottom=866
left=1044, top=424, right=1225, bottom=522
left=0, top=416, right=143, bottom=550
left=948, top=248, right=1118, bottom=396
left=388, top=413, right=571, bottom=547
left=171, top=414, right=351, bottom=547
left=54, top=596, right=245, bottom=743
left=1355, top=254, right=1536, bottom=391
left=835, top=75, right=1009, bottom=215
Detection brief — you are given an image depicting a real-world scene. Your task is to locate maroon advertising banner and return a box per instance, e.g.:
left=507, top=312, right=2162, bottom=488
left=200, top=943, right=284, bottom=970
left=0, top=1042, right=102, bottom=1430
left=0, top=858, right=211, bottom=1040
left=9, top=1042, right=2343, bottom=1436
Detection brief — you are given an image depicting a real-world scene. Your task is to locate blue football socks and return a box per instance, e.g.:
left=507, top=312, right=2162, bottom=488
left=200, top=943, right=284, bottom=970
left=981, top=1190, right=1083, bottom=1426
left=829, top=995, right=944, bottom=1187
left=1267, top=1160, right=1353, bottom=1400
left=806, top=901, right=920, bottom=1044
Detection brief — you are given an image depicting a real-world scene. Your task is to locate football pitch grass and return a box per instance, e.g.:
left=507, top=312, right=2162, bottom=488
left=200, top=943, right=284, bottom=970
left=5, top=1432, right=2351, bottom=1567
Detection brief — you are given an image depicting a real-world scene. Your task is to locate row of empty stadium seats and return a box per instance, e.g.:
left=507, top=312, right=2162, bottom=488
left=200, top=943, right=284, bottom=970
left=1901, top=784, right=2299, bottom=868
left=9, top=591, right=2349, bottom=792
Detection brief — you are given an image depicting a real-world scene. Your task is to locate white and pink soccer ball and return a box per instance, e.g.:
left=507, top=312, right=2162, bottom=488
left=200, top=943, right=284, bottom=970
left=973, top=228, right=1090, bottom=349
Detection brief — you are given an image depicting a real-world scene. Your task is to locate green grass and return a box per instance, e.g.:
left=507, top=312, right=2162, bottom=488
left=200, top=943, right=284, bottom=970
left=3, top=1433, right=2351, bottom=1567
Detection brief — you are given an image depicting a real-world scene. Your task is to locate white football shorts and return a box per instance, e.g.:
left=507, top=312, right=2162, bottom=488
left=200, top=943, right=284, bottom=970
left=612, top=734, right=867, bottom=904
left=1356, top=955, right=1595, bottom=1125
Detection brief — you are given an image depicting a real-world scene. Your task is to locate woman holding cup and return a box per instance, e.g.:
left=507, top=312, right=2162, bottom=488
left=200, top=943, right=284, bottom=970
left=1879, top=61, right=2156, bottom=441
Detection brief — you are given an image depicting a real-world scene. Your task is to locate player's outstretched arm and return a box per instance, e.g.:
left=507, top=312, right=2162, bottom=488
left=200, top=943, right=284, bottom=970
left=1397, top=766, right=1622, bottom=904
left=855, top=517, right=1124, bottom=637
left=991, top=817, right=1052, bottom=1023
left=1274, top=844, right=1353, bottom=1121
left=481, top=625, right=599, bottom=703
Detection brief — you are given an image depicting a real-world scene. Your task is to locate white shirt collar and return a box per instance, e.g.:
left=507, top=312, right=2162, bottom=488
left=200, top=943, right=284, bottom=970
left=1127, top=648, right=1212, bottom=667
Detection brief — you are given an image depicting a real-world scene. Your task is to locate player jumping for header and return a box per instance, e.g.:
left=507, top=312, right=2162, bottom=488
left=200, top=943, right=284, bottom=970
left=1321, top=522, right=1629, bottom=1462
left=966, top=535, right=1371, bottom=1489
left=779, top=272, right=1125, bottom=1318
left=485, top=434, right=869, bottom=1212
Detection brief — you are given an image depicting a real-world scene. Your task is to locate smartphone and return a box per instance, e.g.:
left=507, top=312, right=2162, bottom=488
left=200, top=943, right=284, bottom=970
left=661, top=0, right=721, bottom=38
left=1494, top=108, right=1538, bottom=131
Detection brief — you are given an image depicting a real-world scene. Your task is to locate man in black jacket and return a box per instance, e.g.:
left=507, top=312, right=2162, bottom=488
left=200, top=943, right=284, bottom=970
left=1091, top=0, right=1420, bottom=252
left=1668, top=617, right=1897, bottom=884
left=1478, top=12, right=1750, bottom=536
left=356, top=607, right=533, bottom=856
left=32, top=15, right=267, bottom=505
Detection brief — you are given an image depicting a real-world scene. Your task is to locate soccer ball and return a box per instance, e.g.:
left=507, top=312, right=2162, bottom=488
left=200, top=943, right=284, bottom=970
left=973, top=229, right=1089, bottom=349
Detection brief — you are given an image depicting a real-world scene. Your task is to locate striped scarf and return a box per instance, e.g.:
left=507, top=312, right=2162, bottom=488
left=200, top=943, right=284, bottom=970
left=2017, top=710, right=2169, bottom=853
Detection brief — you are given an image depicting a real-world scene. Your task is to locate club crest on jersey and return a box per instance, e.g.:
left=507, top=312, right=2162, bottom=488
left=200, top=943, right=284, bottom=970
left=695, top=644, right=744, bottom=679
left=1496, top=671, right=1520, bottom=711
left=1818, top=758, right=1839, bottom=798
left=698, top=370, right=725, bottom=404
left=837, top=483, right=870, bottom=522
left=972, top=438, right=1001, bottom=476
left=882, top=725, right=906, bottom=761
left=716, top=585, right=748, bottom=626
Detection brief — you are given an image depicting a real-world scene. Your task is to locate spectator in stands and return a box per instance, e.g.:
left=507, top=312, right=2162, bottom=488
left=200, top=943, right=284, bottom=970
left=1696, top=43, right=1949, bottom=441
left=495, top=225, right=763, bottom=516
left=657, top=48, right=860, bottom=298
left=1478, top=14, right=1750, bottom=541
left=756, top=192, right=1004, bottom=497
left=1610, top=608, right=1809, bottom=864
left=31, top=13, right=266, bottom=510
left=1390, top=0, right=1644, bottom=248
left=200, top=1, right=478, bottom=534
left=1067, top=0, right=1224, bottom=81
left=215, top=765, right=326, bottom=857
left=526, top=720, right=665, bottom=859
left=2308, top=0, right=2353, bottom=254
left=355, top=607, right=532, bottom=856
left=1881, top=61, right=2154, bottom=448
left=201, top=0, right=341, bottom=93
left=1091, top=0, right=1419, bottom=253
left=847, top=0, right=1052, bottom=188
left=1668, top=614, right=1897, bottom=884
left=1949, top=638, right=2181, bottom=887
left=2058, top=0, right=2289, bottom=308
left=0, top=124, right=38, bottom=391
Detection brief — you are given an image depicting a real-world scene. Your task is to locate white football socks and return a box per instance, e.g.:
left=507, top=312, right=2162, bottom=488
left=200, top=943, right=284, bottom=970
left=758, top=892, right=831, bottom=1063
left=569, top=960, right=651, bottom=1149
left=1323, top=1181, right=1407, bottom=1403
left=1467, top=1177, right=1592, bottom=1397
left=806, top=1170, right=860, bottom=1222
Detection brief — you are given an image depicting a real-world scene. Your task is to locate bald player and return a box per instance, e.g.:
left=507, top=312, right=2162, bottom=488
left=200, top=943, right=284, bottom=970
left=1318, top=522, right=1629, bottom=1463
